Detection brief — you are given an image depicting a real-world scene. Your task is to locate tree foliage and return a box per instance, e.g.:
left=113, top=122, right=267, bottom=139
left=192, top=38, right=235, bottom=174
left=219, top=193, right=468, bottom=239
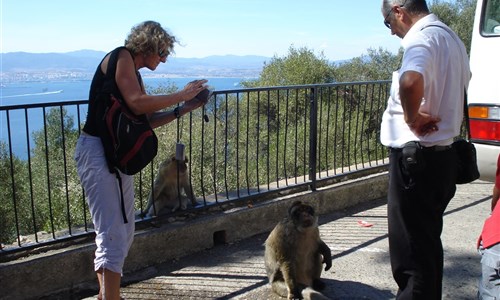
left=0, top=142, right=27, bottom=243
left=29, top=107, right=81, bottom=232
left=333, top=47, right=404, bottom=82
left=430, top=0, right=477, bottom=54
left=243, top=46, right=335, bottom=87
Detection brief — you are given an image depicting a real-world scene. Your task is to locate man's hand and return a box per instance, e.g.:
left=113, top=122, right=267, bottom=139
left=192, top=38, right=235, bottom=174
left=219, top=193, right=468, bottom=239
left=399, top=71, right=441, bottom=136
left=407, top=112, right=441, bottom=136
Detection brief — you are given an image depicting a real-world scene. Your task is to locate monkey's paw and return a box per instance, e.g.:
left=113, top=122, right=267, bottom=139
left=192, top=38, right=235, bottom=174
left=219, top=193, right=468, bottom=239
left=287, top=287, right=303, bottom=300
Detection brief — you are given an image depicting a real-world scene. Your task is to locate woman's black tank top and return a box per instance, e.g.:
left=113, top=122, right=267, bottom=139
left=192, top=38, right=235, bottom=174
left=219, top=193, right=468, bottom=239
left=82, top=47, right=139, bottom=136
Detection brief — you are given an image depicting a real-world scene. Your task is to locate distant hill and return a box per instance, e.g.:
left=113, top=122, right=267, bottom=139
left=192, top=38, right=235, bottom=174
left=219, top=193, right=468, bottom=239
left=1, top=50, right=105, bottom=72
left=0, top=50, right=270, bottom=78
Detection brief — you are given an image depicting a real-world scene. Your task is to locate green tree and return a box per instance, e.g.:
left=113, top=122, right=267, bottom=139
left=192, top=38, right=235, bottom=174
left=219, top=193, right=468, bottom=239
left=0, top=142, right=31, bottom=244
left=240, top=46, right=335, bottom=135
left=333, top=47, right=403, bottom=82
left=243, top=45, right=335, bottom=87
left=430, top=0, right=477, bottom=54
left=30, top=107, right=80, bottom=233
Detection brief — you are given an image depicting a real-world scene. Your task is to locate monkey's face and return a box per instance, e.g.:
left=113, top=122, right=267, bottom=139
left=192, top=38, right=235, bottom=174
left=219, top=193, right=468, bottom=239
left=164, top=156, right=188, bottom=174
left=290, top=203, right=317, bottom=229
left=174, top=159, right=188, bottom=173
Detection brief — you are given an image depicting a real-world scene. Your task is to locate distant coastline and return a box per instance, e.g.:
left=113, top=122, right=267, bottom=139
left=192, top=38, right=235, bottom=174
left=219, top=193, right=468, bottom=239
left=0, top=71, right=259, bottom=84
left=0, top=51, right=270, bottom=83
left=0, top=77, right=252, bottom=107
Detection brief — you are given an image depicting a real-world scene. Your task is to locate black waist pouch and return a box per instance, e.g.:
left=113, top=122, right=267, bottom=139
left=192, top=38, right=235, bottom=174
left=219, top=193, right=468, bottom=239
left=401, top=141, right=426, bottom=175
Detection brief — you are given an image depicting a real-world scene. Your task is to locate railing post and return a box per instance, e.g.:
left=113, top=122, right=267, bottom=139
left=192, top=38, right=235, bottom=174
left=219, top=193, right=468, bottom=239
left=308, top=87, right=317, bottom=191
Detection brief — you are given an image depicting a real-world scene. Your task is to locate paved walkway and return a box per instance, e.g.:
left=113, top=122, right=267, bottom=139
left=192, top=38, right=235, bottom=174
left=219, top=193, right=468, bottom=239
left=82, top=180, right=494, bottom=300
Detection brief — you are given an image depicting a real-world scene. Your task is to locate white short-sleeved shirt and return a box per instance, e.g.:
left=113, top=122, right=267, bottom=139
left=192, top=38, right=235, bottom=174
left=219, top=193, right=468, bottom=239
left=380, top=14, right=471, bottom=148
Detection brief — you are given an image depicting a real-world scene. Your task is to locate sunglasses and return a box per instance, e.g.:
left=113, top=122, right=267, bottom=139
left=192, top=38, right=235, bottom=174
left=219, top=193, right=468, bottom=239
left=158, top=48, right=168, bottom=58
left=384, top=0, right=407, bottom=29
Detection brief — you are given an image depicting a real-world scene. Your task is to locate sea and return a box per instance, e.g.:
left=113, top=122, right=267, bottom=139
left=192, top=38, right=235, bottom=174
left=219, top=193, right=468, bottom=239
left=0, top=77, right=249, bottom=106
left=0, top=77, right=251, bottom=159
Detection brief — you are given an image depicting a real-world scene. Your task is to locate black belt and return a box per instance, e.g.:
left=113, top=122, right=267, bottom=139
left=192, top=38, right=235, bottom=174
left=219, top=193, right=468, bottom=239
left=390, top=144, right=452, bottom=153
left=421, top=145, right=452, bottom=152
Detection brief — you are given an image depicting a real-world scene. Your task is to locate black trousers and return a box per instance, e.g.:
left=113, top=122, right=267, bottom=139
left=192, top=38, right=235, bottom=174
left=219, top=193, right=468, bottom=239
left=387, top=146, right=458, bottom=300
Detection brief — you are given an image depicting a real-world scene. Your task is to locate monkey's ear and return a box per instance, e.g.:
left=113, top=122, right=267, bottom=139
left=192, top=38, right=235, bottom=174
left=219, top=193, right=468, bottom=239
left=184, top=157, right=189, bottom=163
left=289, top=201, right=303, bottom=216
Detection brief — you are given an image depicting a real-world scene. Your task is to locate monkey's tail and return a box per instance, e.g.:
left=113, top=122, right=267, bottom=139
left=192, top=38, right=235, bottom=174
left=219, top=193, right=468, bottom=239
left=141, top=192, right=155, bottom=217
left=302, top=287, right=331, bottom=300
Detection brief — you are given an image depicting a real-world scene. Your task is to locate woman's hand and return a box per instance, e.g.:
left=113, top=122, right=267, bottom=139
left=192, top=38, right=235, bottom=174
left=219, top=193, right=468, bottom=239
left=183, top=89, right=210, bottom=112
left=180, top=79, right=208, bottom=101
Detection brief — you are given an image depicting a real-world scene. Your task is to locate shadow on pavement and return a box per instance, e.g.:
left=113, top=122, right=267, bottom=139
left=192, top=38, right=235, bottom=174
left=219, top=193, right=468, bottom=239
left=323, top=278, right=395, bottom=299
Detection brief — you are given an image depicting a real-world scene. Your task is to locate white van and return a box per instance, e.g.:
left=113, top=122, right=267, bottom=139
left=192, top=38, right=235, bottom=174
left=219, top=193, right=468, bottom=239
left=468, top=0, right=500, bottom=182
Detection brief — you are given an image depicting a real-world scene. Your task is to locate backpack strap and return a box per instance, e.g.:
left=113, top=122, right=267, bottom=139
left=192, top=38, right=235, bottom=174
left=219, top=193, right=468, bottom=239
left=114, top=171, right=129, bottom=224
left=103, top=47, right=128, bottom=99
left=102, top=46, right=134, bottom=224
left=104, top=47, right=144, bottom=102
left=421, top=24, right=471, bottom=140
left=106, top=47, right=128, bottom=79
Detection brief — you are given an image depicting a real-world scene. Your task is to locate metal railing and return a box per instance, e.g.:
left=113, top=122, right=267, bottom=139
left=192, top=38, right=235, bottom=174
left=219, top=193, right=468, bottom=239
left=0, top=80, right=391, bottom=258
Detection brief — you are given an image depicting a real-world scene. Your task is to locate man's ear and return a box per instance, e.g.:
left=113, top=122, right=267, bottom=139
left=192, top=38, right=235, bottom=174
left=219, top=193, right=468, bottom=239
left=395, top=5, right=408, bottom=22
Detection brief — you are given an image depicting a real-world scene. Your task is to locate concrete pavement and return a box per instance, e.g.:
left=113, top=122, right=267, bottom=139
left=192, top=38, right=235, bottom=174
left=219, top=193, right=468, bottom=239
left=79, top=180, right=494, bottom=300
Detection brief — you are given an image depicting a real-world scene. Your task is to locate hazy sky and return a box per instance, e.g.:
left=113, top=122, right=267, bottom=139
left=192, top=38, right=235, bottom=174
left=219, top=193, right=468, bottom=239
left=1, top=0, right=405, bottom=61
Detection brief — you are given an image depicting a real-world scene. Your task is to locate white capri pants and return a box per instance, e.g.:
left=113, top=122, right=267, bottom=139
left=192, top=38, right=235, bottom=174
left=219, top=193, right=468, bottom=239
left=74, top=132, right=135, bottom=274
left=478, top=242, right=500, bottom=299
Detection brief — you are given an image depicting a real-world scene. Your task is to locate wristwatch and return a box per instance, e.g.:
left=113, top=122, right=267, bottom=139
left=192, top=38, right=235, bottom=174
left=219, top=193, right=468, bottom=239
left=174, top=106, right=181, bottom=118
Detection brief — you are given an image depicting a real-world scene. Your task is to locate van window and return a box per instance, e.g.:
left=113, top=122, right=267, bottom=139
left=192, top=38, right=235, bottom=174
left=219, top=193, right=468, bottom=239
left=482, top=0, right=500, bottom=35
